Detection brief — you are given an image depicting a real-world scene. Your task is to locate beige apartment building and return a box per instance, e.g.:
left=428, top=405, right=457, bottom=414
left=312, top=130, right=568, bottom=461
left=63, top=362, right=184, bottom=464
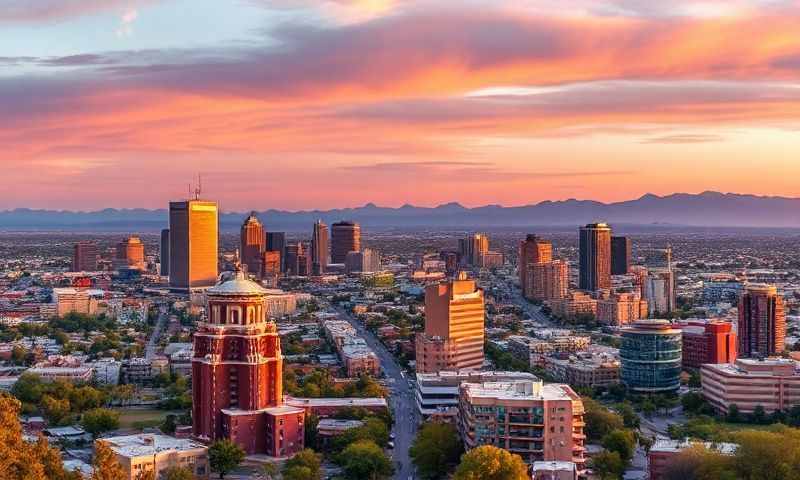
left=97, top=434, right=209, bottom=480
left=457, top=380, right=586, bottom=473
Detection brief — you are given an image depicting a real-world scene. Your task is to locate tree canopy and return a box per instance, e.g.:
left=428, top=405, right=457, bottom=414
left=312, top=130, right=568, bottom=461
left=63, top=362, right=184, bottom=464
left=452, top=445, right=529, bottom=480
left=410, top=422, right=464, bottom=479
left=208, top=440, right=245, bottom=480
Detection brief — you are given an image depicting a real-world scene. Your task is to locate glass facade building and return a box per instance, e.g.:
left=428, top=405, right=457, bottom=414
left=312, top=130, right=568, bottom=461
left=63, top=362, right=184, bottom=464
left=620, top=320, right=682, bottom=392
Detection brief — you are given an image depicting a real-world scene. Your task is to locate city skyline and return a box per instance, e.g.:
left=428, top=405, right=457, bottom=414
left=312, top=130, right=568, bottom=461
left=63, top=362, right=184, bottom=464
left=3, top=0, right=800, bottom=210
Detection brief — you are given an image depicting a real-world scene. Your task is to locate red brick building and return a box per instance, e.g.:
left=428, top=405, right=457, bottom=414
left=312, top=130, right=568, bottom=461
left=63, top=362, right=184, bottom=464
left=192, top=266, right=305, bottom=457
left=679, top=320, right=737, bottom=369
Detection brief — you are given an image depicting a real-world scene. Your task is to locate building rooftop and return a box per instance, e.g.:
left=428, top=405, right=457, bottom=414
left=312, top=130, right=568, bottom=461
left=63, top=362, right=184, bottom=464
left=102, top=434, right=207, bottom=458
left=285, top=396, right=388, bottom=408
left=207, top=268, right=268, bottom=296
left=650, top=438, right=737, bottom=455
left=461, top=380, right=576, bottom=402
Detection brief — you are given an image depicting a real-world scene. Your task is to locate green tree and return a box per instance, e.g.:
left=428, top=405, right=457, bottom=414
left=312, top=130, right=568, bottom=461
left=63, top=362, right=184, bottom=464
left=410, top=422, right=464, bottom=479
left=750, top=405, right=767, bottom=424
left=732, top=429, right=800, bottom=480
left=161, top=466, right=194, bottom=480
left=304, top=414, right=319, bottom=449
left=208, top=439, right=246, bottom=479
left=602, top=429, right=636, bottom=463
left=583, top=397, right=625, bottom=441
left=81, top=408, right=120, bottom=438
left=283, top=449, right=322, bottom=480
left=41, top=394, right=72, bottom=425
left=339, top=440, right=394, bottom=480
left=726, top=404, right=741, bottom=423
left=452, top=445, right=529, bottom=480
left=10, top=372, right=45, bottom=405
left=92, top=441, right=126, bottom=480
left=662, top=444, right=737, bottom=480
left=617, top=402, right=640, bottom=429
left=591, top=451, right=625, bottom=480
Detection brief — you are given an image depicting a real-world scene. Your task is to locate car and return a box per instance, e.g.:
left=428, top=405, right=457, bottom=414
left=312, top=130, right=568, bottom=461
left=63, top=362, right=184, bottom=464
left=387, top=441, right=395, bottom=449
left=390, top=433, right=396, bottom=440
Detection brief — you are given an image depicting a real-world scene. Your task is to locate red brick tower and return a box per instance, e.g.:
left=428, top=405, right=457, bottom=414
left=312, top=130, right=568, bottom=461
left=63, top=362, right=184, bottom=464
left=192, top=264, right=304, bottom=456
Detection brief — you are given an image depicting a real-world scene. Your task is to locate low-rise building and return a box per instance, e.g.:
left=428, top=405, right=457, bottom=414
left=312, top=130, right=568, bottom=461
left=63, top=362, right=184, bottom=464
left=532, top=461, right=578, bottom=480
left=648, top=439, right=736, bottom=480
left=545, top=352, right=620, bottom=388
left=457, top=380, right=586, bottom=472
left=701, top=357, right=800, bottom=414
left=548, top=292, right=597, bottom=322
left=97, top=434, right=209, bottom=480
left=678, top=319, right=737, bottom=369
left=596, top=292, right=648, bottom=327
left=415, top=370, right=538, bottom=421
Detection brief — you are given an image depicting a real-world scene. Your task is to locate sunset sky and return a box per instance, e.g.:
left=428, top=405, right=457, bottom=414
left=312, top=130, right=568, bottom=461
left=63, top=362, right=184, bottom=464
left=3, top=0, right=800, bottom=211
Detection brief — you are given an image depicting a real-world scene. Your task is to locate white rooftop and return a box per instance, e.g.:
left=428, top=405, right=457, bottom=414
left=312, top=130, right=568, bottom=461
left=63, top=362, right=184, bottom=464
left=461, top=380, right=575, bottom=401
left=102, top=434, right=207, bottom=458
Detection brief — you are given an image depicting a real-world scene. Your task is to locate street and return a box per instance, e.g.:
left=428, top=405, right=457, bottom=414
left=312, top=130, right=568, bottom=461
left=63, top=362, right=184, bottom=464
left=335, top=306, right=418, bottom=480
left=145, top=307, right=168, bottom=360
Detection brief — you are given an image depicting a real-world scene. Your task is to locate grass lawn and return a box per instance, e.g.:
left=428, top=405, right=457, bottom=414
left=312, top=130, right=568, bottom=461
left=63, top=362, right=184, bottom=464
left=114, top=408, right=182, bottom=429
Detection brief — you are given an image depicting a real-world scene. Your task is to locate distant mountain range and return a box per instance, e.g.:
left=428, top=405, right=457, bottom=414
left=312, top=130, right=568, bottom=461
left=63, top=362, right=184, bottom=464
left=2, top=192, right=800, bottom=231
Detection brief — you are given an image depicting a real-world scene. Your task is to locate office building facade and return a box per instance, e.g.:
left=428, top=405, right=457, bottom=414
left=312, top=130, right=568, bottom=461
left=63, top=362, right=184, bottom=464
left=72, top=241, right=99, bottom=272
left=265, top=232, right=286, bottom=271
left=240, top=212, right=264, bottom=277
left=643, top=268, right=676, bottom=316
left=702, top=358, right=800, bottom=414
left=114, top=236, right=146, bottom=270
left=738, top=283, right=786, bottom=358
left=169, top=200, right=219, bottom=291
left=610, top=236, right=631, bottom=275
left=519, top=235, right=553, bottom=298
left=416, top=272, right=485, bottom=373
left=529, top=260, right=569, bottom=302
left=619, top=320, right=682, bottom=393
left=579, top=223, right=612, bottom=292
left=331, top=221, right=361, bottom=264
left=160, top=229, right=170, bottom=276
left=311, top=220, right=329, bottom=275
left=679, top=320, right=737, bottom=369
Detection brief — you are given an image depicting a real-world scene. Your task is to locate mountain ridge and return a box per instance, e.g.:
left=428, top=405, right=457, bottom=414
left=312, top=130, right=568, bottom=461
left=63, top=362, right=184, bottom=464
left=1, top=192, right=799, bottom=230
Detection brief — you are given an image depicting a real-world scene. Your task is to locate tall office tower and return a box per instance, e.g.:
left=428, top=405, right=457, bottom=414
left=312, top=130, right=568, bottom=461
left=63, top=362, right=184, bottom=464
left=331, top=221, right=361, bottom=264
left=160, top=229, right=170, bottom=276
left=738, top=284, right=786, bottom=358
left=611, top=236, right=631, bottom=275
left=518, top=235, right=553, bottom=299
left=297, top=245, right=311, bottom=277
left=530, top=260, right=569, bottom=301
left=114, top=236, right=146, bottom=270
left=72, top=241, right=99, bottom=272
left=311, top=220, right=329, bottom=275
left=643, top=268, right=676, bottom=316
left=645, top=246, right=672, bottom=270
left=459, top=233, right=490, bottom=266
left=416, top=272, right=485, bottom=374
left=284, top=243, right=300, bottom=276
left=192, top=265, right=305, bottom=456
left=680, top=320, right=737, bottom=369
left=261, top=250, right=281, bottom=287
left=265, top=232, right=287, bottom=272
left=579, top=223, right=612, bottom=292
left=169, top=199, right=219, bottom=291
left=240, top=212, right=265, bottom=277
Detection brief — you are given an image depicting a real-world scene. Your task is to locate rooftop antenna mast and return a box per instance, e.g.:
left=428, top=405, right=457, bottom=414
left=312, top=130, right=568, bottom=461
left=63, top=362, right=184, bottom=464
left=194, top=173, right=202, bottom=200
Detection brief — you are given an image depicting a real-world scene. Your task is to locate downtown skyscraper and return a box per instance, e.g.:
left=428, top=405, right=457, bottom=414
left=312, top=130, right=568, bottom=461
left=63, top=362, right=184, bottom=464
left=240, top=212, right=265, bottom=277
left=579, top=223, right=612, bottom=292
left=331, top=221, right=361, bottom=264
left=738, top=284, right=786, bottom=358
left=169, top=199, right=219, bottom=291
left=518, top=234, right=553, bottom=299
left=311, top=220, right=329, bottom=276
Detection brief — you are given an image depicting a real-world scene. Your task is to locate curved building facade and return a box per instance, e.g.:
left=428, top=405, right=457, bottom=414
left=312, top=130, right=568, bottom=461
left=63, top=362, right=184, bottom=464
left=620, top=320, right=682, bottom=393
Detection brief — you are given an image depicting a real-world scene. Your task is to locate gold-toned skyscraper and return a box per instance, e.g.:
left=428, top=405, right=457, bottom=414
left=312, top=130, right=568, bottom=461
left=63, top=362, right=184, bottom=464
left=240, top=212, right=265, bottom=277
left=169, top=199, right=219, bottom=291
left=416, top=272, right=485, bottom=373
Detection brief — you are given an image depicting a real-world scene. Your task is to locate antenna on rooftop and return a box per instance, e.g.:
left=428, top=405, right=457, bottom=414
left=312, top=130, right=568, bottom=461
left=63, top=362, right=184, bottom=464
left=194, top=173, right=202, bottom=200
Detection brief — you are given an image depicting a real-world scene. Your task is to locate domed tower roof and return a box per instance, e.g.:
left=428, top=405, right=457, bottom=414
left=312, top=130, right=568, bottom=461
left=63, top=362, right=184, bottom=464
left=207, top=262, right=267, bottom=297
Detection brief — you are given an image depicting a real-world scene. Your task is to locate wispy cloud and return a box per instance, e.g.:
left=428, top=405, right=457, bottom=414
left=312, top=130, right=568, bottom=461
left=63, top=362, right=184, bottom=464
left=116, top=8, right=138, bottom=37
left=641, top=134, right=725, bottom=144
